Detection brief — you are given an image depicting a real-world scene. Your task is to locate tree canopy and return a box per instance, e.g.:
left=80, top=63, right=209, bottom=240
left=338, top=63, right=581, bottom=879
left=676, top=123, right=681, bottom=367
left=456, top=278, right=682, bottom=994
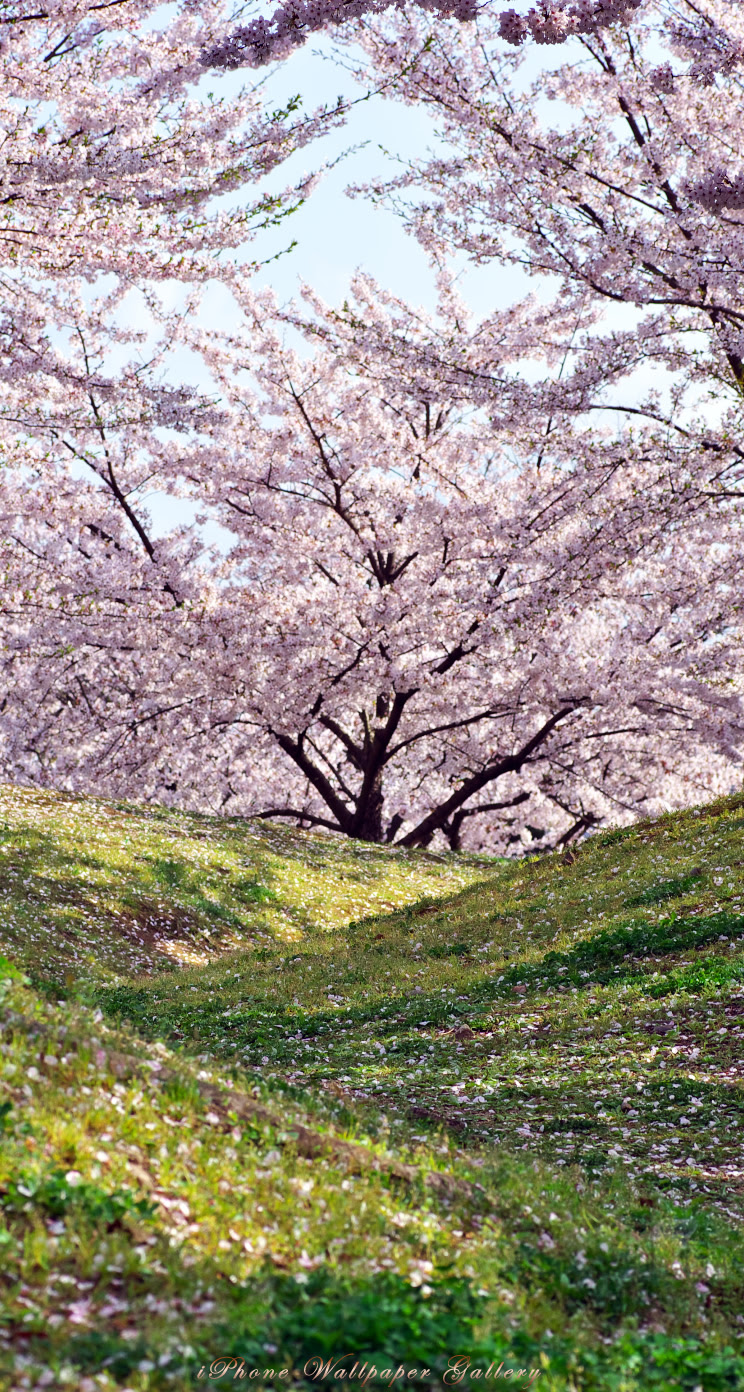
left=2, top=0, right=743, bottom=850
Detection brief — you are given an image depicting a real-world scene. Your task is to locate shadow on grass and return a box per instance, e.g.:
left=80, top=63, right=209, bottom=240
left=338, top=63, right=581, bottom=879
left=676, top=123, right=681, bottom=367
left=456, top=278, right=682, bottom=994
left=51, top=1264, right=744, bottom=1391
left=93, top=908, right=744, bottom=1061
left=0, top=818, right=281, bottom=989
left=467, top=910, right=744, bottom=1009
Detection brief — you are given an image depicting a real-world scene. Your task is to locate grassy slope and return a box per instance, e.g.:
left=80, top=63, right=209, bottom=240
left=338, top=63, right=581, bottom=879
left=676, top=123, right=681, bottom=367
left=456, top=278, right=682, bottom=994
left=2, top=785, right=744, bottom=1389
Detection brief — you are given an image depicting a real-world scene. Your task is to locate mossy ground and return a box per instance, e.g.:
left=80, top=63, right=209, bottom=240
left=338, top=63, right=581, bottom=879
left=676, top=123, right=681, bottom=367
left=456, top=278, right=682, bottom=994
left=2, top=785, right=744, bottom=1389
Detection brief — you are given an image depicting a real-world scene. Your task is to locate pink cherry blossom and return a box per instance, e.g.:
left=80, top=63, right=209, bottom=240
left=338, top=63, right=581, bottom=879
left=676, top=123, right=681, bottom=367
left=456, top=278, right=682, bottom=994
left=2, top=0, right=744, bottom=852
left=4, top=272, right=742, bottom=851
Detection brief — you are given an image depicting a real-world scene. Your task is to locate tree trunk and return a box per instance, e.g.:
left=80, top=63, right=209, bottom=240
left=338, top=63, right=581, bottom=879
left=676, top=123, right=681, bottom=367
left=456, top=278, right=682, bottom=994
left=353, top=770, right=385, bottom=842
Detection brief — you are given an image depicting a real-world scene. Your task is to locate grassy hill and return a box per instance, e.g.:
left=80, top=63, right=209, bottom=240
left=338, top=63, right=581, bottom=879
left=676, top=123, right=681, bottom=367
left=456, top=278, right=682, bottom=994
left=2, top=784, right=744, bottom=1390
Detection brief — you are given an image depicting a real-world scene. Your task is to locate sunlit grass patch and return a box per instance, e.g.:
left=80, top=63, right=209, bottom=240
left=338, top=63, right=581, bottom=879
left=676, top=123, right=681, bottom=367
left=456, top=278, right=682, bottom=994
left=0, top=784, right=485, bottom=990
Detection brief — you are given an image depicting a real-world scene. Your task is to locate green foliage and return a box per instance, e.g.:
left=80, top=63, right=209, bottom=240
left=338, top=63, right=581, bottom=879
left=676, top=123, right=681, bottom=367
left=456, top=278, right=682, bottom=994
left=506, top=1237, right=670, bottom=1323
left=473, top=909, right=744, bottom=1000
left=65, top=1331, right=157, bottom=1380
left=2, top=1169, right=157, bottom=1227
left=427, top=940, right=471, bottom=959
left=605, top=1332, right=744, bottom=1391
left=0, top=953, right=26, bottom=984
left=217, top=1270, right=497, bottom=1370
left=233, top=877, right=277, bottom=904
left=630, top=872, right=703, bottom=906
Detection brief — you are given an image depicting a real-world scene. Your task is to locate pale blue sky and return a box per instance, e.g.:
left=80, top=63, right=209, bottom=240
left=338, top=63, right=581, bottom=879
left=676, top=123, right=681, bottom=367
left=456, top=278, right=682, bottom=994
left=252, top=41, right=443, bottom=307
left=241, top=30, right=545, bottom=314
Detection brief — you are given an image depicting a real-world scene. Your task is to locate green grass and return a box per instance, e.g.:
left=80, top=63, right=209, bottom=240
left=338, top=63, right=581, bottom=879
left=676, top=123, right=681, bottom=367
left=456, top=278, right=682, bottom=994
left=2, top=784, right=744, bottom=1389
left=0, top=785, right=488, bottom=986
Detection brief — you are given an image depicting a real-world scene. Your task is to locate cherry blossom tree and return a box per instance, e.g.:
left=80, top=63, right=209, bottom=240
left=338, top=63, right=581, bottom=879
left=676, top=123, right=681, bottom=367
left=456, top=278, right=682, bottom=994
left=349, top=0, right=744, bottom=455
left=0, top=0, right=334, bottom=805
left=3, top=0, right=744, bottom=852
left=201, top=0, right=734, bottom=81
left=3, top=277, right=742, bottom=851
left=0, top=0, right=329, bottom=826
left=0, top=0, right=339, bottom=504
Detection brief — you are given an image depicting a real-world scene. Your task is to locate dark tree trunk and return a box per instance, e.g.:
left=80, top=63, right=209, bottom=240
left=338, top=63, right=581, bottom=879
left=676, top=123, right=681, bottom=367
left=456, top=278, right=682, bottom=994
left=444, top=811, right=466, bottom=852
left=353, top=769, right=385, bottom=842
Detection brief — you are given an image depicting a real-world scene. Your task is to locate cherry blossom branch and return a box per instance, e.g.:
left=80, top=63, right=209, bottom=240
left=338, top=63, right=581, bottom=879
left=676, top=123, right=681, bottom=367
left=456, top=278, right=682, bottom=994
left=400, top=705, right=576, bottom=846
